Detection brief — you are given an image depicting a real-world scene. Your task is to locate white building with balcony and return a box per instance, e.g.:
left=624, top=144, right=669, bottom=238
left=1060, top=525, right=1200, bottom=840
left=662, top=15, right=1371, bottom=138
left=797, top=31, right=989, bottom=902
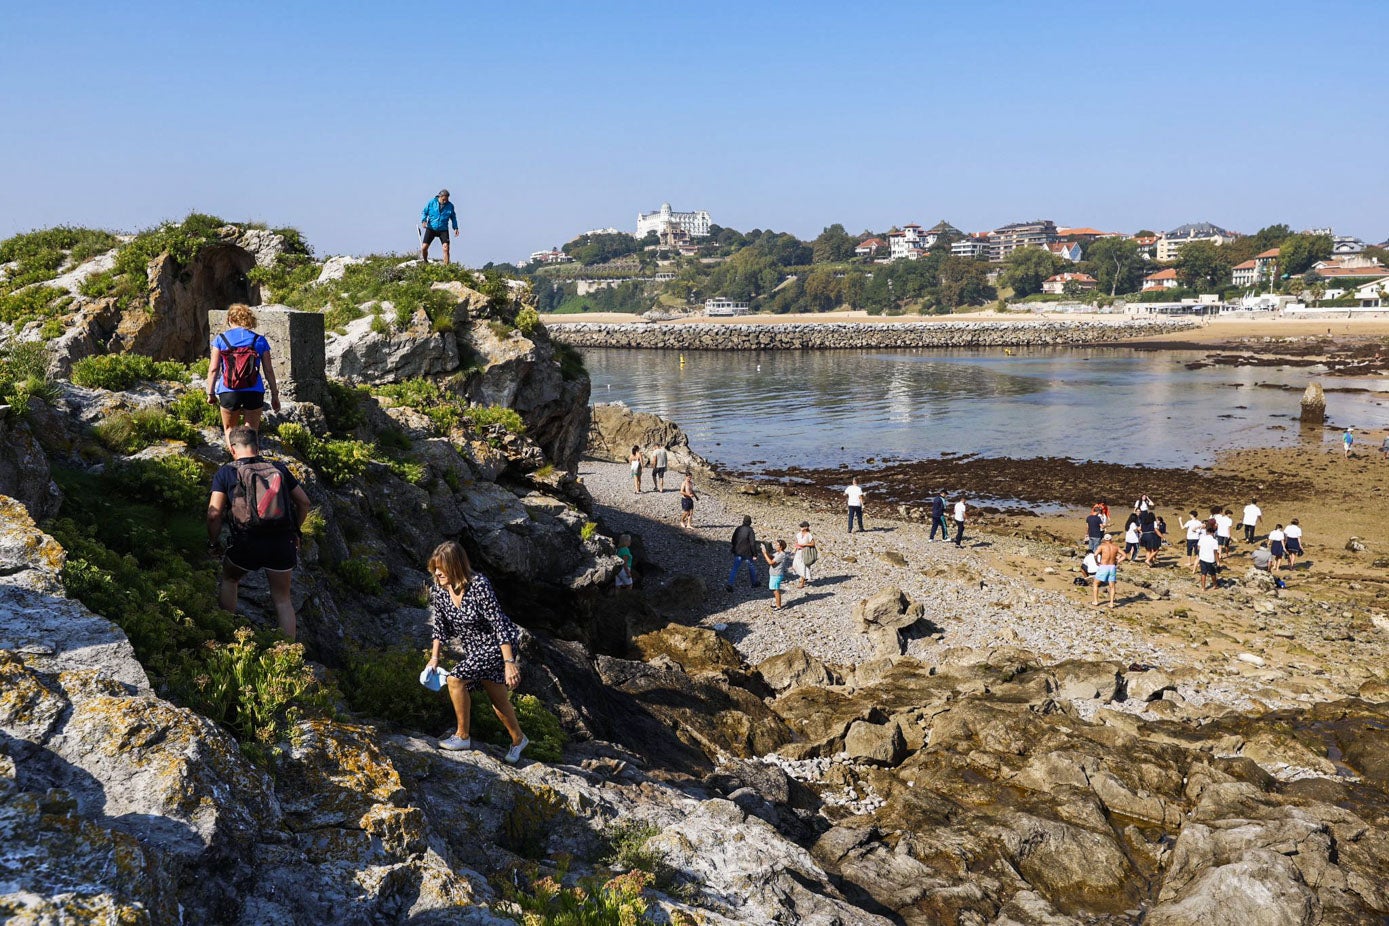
left=637, top=203, right=712, bottom=239
left=703, top=298, right=750, bottom=316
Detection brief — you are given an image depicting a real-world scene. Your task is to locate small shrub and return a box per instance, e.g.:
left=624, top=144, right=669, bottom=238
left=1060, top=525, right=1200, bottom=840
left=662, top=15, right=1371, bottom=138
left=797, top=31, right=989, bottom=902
left=488, top=319, right=515, bottom=340
left=71, top=353, right=187, bottom=390
left=335, top=558, right=388, bottom=595
left=580, top=521, right=598, bottom=542
left=79, top=270, right=119, bottom=298
left=385, top=458, right=427, bottom=486
left=94, top=408, right=200, bottom=453
left=376, top=427, right=411, bottom=454
left=0, top=343, right=58, bottom=417
left=602, top=821, right=666, bottom=875
left=339, top=645, right=448, bottom=732
left=515, top=305, right=541, bottom=336
left=275, top=422, right=372, bottom=486
left=370, top=314, right=389, bottom=335
left=465, top=404, right=525, bottom=435
left=107, top=455, right=205, bottom=513
left=470, top=693, right=566, bottom=762
left=0, top=286, right=70, bottom=327
left=501, top=867, right=654, bottom=924
left=322, top=380, right=368, bottom=434
left=299, top=508, right=327, bottom=541
left=175, top=628, right=333, bottom=760
left=554, top=341, right=587, bottom=381
left=169, top=389, right=221, bottom=428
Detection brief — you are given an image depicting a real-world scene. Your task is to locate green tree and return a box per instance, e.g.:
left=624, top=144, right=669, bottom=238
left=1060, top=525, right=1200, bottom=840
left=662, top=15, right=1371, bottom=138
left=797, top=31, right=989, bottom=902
left=1083, top=237, right=1144, bottom=296
left=936, top=256, right=993, bottom=308
left=1001, top=247, right=1062, bottom=298
left=561, top=232, right=642, bottom=265
left=1175, top=240, right=1231, bottom=292
left=1279, top=233, right=1334, bottom=278
left=810, top=224, right=856, bottom=263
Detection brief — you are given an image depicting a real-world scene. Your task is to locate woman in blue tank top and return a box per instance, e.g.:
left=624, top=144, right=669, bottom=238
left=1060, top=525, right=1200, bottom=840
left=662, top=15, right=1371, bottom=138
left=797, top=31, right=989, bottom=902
left=205, top=303, right=280, bottom=448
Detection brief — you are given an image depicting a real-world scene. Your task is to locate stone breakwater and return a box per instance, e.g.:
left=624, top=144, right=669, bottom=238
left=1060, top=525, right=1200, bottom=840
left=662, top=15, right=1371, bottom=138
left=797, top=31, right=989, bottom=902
left=547, top=317, right=1201, bottom=350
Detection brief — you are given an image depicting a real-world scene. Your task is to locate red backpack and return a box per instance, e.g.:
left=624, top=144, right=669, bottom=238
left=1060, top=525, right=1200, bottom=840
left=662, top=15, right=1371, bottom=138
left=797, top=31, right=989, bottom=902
left=216, top=332, right=262, bottom=390
left=229, top=459, right=294, bottom=533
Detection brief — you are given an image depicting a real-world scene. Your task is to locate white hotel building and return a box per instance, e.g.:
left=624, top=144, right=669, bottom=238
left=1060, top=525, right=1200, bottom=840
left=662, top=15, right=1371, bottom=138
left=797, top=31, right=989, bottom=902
left=637, top=203, right=712, bottom=239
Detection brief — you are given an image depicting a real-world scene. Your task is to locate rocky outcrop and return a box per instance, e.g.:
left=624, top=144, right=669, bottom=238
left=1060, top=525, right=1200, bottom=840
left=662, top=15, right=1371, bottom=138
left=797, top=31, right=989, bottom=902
left=852, top=586, right=935, bottom=656
left=325, top=308, right=462, bottom=382
left=550, top=317, right=1202, bottom=351
left=587, top=402, right=708, bottom=471
left=1300, top=382, right=1326, bottom=423
left=0, top=414, right=60, bottom=521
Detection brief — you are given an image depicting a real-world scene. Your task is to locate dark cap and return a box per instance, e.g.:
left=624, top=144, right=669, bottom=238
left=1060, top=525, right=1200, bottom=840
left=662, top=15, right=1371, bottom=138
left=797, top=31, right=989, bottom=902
left=799, top=521, right=810, bottom=528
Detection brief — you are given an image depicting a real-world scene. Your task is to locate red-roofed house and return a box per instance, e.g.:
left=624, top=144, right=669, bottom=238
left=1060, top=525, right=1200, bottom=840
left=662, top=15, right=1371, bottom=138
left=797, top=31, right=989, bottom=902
left=1047, top=241, right=1084, bottom=262
left=1041, top=272, right=1097, bottom=295
left=1232, top=247, right=1281, bottom=286
left=854, top=237, right=887, bottom=257
left=1142, top=268, right=1181, bottom=291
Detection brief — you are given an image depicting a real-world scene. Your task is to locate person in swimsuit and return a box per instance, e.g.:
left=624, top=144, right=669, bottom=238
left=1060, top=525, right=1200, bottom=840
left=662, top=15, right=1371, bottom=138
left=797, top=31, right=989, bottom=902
left=1092, top=533, right=1127, bottom=608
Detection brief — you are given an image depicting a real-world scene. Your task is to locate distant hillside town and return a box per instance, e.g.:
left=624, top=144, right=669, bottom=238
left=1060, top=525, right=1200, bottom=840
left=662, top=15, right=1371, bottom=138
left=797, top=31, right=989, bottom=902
left=514, top=202, right=1388, bottom=318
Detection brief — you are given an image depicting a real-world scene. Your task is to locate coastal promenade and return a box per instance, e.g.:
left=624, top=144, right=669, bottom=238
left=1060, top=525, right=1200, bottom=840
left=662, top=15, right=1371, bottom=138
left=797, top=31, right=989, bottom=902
left=545, top=314, right=1201, bottom=350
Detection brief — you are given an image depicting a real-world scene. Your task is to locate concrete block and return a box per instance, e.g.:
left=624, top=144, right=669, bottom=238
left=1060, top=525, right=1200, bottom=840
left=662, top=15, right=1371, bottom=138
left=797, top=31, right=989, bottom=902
left=209, top=305, right=325, bottom=405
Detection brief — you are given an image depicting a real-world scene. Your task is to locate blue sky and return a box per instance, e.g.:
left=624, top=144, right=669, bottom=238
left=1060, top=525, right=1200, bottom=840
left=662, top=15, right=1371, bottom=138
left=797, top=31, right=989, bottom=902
left=2, top=1, right=1385, bottom=264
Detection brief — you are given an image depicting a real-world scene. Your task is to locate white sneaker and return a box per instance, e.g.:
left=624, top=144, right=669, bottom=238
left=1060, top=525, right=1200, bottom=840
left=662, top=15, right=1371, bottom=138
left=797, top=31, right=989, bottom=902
left=438, top=735, right=471, bottom=751
left=504, top=735, right=530, bottom=764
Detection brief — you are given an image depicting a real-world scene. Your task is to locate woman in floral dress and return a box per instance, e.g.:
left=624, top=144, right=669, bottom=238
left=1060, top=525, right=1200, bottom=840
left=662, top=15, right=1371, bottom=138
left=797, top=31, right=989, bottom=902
left=423, top=541, right=528, bottom=762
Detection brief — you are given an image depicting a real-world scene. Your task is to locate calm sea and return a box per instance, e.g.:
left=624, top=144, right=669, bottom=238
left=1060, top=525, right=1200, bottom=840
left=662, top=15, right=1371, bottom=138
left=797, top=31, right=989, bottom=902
left=582, top=347, right=1389, bottom=475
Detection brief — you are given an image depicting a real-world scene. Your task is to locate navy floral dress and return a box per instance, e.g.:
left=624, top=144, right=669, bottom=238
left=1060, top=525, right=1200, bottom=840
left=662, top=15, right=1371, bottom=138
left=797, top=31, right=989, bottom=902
left=429, top=574, right=520, bottom=689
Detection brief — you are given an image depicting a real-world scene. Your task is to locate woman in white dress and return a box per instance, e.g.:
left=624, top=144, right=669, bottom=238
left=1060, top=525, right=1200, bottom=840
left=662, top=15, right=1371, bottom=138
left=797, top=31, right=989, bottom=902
left=793, top=521, right=816, bottom=588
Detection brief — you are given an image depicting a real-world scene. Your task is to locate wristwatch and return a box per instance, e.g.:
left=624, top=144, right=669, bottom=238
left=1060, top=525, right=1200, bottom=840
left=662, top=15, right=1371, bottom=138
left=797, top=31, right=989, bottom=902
left=504, top=658, right=519, bottom=665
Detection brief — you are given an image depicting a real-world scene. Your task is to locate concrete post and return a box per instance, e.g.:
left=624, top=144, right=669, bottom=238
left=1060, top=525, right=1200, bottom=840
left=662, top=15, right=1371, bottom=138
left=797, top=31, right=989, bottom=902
left=209, top=304, right=325, bottom=405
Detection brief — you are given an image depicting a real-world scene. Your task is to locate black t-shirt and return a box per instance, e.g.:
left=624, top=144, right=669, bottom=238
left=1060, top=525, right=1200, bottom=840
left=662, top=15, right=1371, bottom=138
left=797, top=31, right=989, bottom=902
left=1140, top=510, right=1157, bottom=532
left=1086, top=514, right=1103, bottom=538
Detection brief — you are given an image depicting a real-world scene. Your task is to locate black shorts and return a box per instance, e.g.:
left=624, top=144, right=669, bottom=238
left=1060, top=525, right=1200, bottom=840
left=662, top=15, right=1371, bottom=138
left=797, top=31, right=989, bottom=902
left=680, top=496, right=694, bottom=511
left=218, top=390, right=265, bottom=411
left=652, top=466, right=667, bottom=479
left=422, top=227, right=452, bottom=246
left=1186, top=539, right=1198, bottom=555
left=1199, top=560, right=1218, bottom=577
left=1218, top=536, right=1231, bottom=548
left=225, top=532, right=297, bottom=573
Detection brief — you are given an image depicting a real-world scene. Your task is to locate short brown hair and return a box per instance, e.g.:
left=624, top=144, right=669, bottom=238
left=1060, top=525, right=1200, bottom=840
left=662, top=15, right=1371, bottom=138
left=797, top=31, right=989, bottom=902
left=228, top=426, right=259, bottom=449
left=226, top=303, right=257, bottom=328
left=427, top=540, right=473, bottom=590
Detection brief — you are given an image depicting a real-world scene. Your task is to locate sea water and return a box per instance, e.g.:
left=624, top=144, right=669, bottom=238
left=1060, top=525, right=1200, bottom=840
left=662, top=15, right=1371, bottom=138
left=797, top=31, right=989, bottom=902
left=582, top=346, right=1389, bottom=475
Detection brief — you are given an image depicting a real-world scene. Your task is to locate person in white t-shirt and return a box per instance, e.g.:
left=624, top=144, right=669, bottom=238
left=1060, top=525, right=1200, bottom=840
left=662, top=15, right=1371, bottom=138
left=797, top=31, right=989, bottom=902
left=1214, top=509, right=1234, bottom=562
left=1241, top=499, right=1262, bottom=544
left=1123, top=522, right=1141, bottom=562
left=1283, top=518, right=1305, bottom=568
left=1266, top=524, right=1286, bottom=574
left=952, top=498, right=967, bottom=546
left=1196, top=524, right=1221, bottom=591
left=845, top=477, right=866, bottom=534
left=1180, top=510, right=1204, bottom=572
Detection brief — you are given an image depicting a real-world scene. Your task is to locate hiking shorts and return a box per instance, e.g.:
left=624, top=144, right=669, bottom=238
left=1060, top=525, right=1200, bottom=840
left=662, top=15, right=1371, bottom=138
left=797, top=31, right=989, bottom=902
left=1199, top=560, right=1218, bottom=576
left=225, top=533, right=297, bottom=573
left=1186, top=539, right=1198, bottom=556
left=218, top=390, right=265, bottom=411
left=769, top=573, right=784, bottom=590
left=422, top=227, right=452, bottom=246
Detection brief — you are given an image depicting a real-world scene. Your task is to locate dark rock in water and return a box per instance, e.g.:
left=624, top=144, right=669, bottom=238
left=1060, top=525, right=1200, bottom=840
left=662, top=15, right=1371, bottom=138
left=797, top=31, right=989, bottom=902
left=1300, top=382, right=1327, bottom=423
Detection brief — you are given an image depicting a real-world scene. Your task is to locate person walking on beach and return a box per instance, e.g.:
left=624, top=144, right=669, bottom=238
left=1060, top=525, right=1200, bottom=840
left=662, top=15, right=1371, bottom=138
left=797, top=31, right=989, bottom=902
left=793, top=521, right=817, bottom=588
left=762, top=539, right=792, bottom=610
left=206, top=304, right=281, bottom=450
left=1197, top=521, right=1221, bottom=591
left=1086, top=506, right=1105, bottom=553
left=423, top=541, right=529, bottom=763
left=628, top=446, right=644, bottom=494
left=1092, top=534, right=1126, bottom=609
left=419, top=189, right=459, bottom=264
left=1241, top=498, right=1262, bottom=544
left=1138, top=506, right=1161, bottom=567
left=930, top=490, right=948, bottom=542
left=1215, top=509, right=1235, bottom=561
left=206, top=426, right=311, bottom=639
left=726, top=516, right=759, bottom=591
left=1284, top=518, right=1305, bottom=568
left=845, top=477, right=865, bottom=534
left=1344, top=427, right=1355, bottom=458
left=1180, top=510, right=1204, bottom=572
left=1123, top=520, right=1140, bottom=563
left=648, top=444, right=668, bottom=492
left=952, top=496, right=967, bottom=546
left=1267, top=524, right=1287, bottom=573
left=679, top=472, right=697, bottom=529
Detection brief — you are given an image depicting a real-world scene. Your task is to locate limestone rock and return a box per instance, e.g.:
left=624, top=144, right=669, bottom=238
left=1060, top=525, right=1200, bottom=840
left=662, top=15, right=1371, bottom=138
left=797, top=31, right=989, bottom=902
left=632, top=624, right=743, bottom=675
left=117, top=244, right=258, bottom=361
left=1125, top=668, right=1176, bottom=702
left=1050, top=660, right=1124, bottom=702
left=1242, top=567, right=1277, bottom=592
left=1346, top=537, right=1366, bottom=553
left=587, top=403, right=707, bottom=472
left=852, top=586, right=932, bottom=656
left=756, top=646, right=838, bottom=693
left=314, top=254, right=364, bottom=284
left=324, top=309, right=461, bottom=384
left=646, top=799, right=894, bottom=925
left=844, top=719, right=906, bottom=766
left=0, top=417, right=61, bottom=521
left=1299, top=382, right=1326, bottom=424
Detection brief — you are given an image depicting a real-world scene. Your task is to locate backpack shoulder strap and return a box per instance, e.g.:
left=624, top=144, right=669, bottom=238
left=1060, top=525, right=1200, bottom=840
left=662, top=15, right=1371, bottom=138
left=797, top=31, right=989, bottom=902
left=216, top=333, right=230, bottom=351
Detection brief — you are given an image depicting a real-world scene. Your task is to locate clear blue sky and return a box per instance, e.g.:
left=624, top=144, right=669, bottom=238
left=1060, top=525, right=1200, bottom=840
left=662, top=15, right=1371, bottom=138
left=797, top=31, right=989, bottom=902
left=3, top=1, right=1385, bottom=264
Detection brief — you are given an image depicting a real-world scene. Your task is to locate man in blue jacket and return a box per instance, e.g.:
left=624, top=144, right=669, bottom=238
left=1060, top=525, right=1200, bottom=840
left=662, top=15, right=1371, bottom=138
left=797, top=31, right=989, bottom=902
left=419, top=189, right=459, bottom=264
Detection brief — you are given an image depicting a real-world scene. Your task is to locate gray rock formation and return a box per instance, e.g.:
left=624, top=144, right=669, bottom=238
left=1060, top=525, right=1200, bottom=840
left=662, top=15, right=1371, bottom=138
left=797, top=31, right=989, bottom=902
left=587, top=402, right=707, bottom=472
left=0, top=415, right=60, bottom=521
left=325, top=308, right=461, bottom=383
left=1300, top=382, right=1326, bottom=423
left=851, top=586, right=932, bottom=656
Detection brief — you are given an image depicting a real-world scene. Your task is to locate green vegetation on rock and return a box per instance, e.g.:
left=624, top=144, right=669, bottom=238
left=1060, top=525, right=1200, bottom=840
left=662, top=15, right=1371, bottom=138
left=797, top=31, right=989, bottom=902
left=71, top=353, right=190, bottom=390
left=0, top=226, right=118, bottom=292
left=0, top=342, right=59, bottom=417
left=93, top=408, right=201, bottom=453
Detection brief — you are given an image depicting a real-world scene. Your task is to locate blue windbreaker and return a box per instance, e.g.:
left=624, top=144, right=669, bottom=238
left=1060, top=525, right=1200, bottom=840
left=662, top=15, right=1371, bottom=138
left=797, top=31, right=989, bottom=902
left=421, top=198, right=458, bottom=231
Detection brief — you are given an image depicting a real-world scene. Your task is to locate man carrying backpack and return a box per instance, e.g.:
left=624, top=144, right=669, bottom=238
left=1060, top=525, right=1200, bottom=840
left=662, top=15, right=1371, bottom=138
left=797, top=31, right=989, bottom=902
left=206, top=426, right=312, bottom=639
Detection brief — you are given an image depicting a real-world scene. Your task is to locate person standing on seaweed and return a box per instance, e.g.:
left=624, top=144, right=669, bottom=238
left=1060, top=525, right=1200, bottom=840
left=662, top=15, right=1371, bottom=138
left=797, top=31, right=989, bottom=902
left=419, top=189, right=459, bottom=264
left=206, top=303, right=280, bottom=450
left=424, top=540, right=529, bottom=763
left=930, top=490, right=948, bottom=542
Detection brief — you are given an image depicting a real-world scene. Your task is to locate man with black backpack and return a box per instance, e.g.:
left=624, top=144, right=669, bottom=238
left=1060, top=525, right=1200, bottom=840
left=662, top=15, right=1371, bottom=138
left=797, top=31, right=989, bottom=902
left=206, top=426, right=312, bottom=639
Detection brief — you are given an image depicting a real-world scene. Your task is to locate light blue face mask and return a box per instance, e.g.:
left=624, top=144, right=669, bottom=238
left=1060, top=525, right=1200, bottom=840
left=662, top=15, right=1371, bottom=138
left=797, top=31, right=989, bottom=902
left=419, top=666, right=447, bottom=692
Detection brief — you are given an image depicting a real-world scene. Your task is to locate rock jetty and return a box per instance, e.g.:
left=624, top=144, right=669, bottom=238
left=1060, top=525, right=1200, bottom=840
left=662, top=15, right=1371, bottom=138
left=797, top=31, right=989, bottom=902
left=548, top=317, right=1200, bottom=350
